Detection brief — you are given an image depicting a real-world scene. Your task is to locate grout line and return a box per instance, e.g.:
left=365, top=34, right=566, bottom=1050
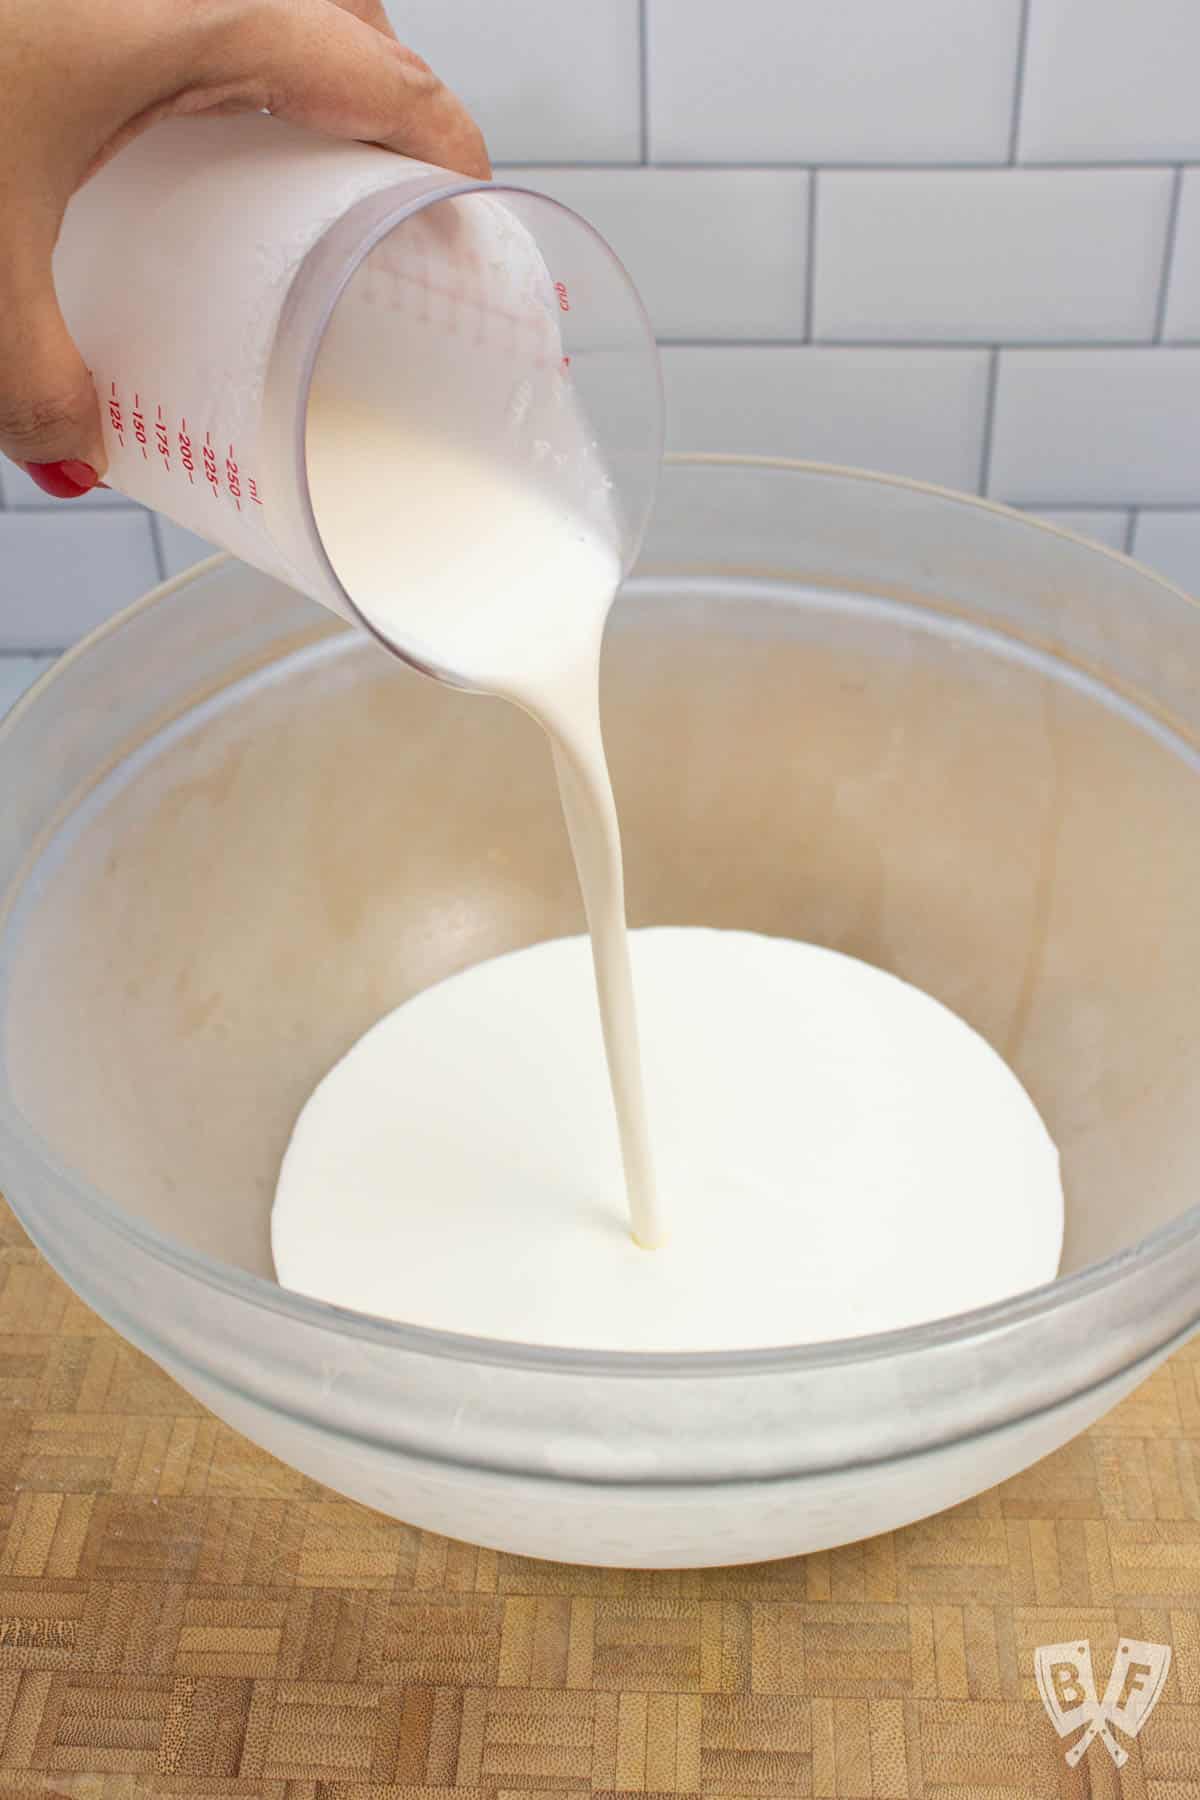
left=658, top=338, right=983, bottom=350
left=148, top=512, right=168, bottom=585
left=658, top=338, right=1200, bottom=352
left=497, top=159, right=1199, bottom=174
left=977, top=349, right=1001, bottom=495
left=1115, top=500, right=1200, bottom=511
left=803, top=172, right=819, bottom=341
left=637, top=0, right=650, bottom=166
left=1124, top=509, right=1140, bottom=556
left=1154, top=167, right=1185, bottom=342
left=1007, top=0, right=1033, bottom=163
left=998, top=497, right=1200, bottom=512
left=1016, top=503, right=1136, bottom=519
left=807, top=337, right=1200, bottom=350
left=656, top=337, right=1200, bottom=350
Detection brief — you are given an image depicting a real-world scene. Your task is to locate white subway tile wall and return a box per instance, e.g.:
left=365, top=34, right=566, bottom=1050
left=0, top=512, right=159, bottom=652
left=502, top=169, right=811, bottom=341
left=383, top=0, right=642, bottom=163
left=646, top=0, right=1024, bottom=165
left=1022, top=508, right=1132, bottom=551
left=1130, top=510, right=1200, bottom=595
left=154, top=518, right=218, bottom=579
left=812, top=170, right=1172, bottom=343
left=1162, top=170, right=1200, bottom=341
left=660, top=347, right=990, bottom=491
left=1018, top=0, right=1200, bottom=163
left=988, top=349, right=1200, bottom=505
left=0, top=656, right=54, bottom=719
left=5, top=0, right=1200, bottom=652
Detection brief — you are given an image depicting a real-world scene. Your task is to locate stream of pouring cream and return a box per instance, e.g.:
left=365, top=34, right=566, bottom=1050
left=302, top=396, right=666, bottom=1249
left=271, top=192, right=1063, bottom=1351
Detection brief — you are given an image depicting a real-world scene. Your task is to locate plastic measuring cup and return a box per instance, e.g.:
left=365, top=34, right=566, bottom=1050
left=53, top=113, right=662, bottom=682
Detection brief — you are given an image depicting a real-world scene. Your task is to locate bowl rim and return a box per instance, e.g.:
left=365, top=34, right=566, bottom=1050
left=4, top=450, right=1200, bottom=1380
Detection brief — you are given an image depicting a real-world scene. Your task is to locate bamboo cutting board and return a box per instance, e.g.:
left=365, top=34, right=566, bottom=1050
left=0, top=1190, right=1199, bottom=1798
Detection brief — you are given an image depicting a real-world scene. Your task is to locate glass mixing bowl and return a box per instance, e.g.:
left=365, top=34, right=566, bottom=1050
left=2, top=457, right=1200, bottom=1568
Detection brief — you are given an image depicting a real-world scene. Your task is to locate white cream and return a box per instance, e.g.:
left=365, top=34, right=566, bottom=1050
left=303, top=401, right=663, bottom=1247
left=279, top=220, right=1064, bottom=1348
left=273, top=928, right=1063, bottom=1351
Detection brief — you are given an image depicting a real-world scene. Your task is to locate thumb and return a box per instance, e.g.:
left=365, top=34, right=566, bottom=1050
left=0, top=227, right=106, bottom=494
left=220, top=0, right=490, bottom=179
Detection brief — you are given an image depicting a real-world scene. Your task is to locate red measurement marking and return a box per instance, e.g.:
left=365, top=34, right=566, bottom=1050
left=154, top=419, right=170, bottom=469
left=554, top=281, right=571, bottom=313
left=201, top=439, right=220, bottom=496
left=247, top=477, right=262, bottom=506
left=132, top=395, right=148, bottom=460
left=107, top=382, right=124, bottom=443
left=225, top=445, right=242, bottom=510
left=560, top=354, right=572, bottom=374
left=178, top=419, right=195, bottom=483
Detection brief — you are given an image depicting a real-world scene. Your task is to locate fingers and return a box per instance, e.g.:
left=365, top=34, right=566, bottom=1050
left=0, top=214, right=106, bottom=489
left=0, top=0, right=487, bottom=495
left=221, top=0, right=490, bottom=179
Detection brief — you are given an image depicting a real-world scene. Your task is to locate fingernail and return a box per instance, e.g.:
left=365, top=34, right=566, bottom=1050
left=25, top=459, right=100, bottom=499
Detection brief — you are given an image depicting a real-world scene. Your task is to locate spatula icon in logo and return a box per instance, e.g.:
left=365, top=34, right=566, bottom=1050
left=1035, top=1637, right=1171, bottom=1766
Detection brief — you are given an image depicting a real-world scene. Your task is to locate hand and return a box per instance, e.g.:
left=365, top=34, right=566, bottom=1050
left=0, top=0, right=490, bottom=495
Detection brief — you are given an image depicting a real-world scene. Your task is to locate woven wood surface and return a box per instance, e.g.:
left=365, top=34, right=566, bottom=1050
left=0, top=1193, right=1198, bottom=1798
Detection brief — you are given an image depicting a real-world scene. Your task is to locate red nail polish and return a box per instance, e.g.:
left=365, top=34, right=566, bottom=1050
left=25, top=459, right=100, bottom=499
